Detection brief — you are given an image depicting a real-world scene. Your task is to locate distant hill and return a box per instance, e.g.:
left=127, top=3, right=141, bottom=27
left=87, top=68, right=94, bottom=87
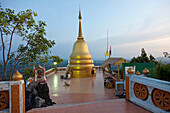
left=156, top=57, right=170, bottom=64
left=0, top=59, right=104, bottom=77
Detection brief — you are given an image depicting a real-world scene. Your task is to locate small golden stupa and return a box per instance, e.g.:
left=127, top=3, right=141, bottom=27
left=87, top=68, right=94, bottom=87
left=68, top=9, right=95, bottom=78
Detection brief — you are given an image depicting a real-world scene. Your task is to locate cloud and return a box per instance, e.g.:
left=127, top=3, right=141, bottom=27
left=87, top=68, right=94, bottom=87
left=88, top=12, right=170, bottom=60
left=114, top=37, right=170, bottom=48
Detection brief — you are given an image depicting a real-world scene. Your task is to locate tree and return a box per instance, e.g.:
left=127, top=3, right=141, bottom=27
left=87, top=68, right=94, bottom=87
left=23, top=67, right=33, bottom=81
left=130, top=48, right=157, bottom=64
left=149, top=54, right=155, bottom=62
left=141, top=48, right=150, bottom=62
left=130, top=57, right=137, bottom=63
left=50, top=56, right=63, bottom=66
left=50, top=56, right=63, bottom=71
left=163, top=52, right=168, bottom=57
left=163, top=52, right=170, bottom=58
left=0, top=7, right=56, bottom=80
left=154, top=62, right=170, bottom=81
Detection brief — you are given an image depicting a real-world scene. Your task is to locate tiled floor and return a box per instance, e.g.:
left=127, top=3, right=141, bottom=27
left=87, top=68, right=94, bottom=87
left=28, top=99, right=150, bottom=113
left=47, top=70, right=118, bottom=105
left=27, top=70, right=150, bottom=113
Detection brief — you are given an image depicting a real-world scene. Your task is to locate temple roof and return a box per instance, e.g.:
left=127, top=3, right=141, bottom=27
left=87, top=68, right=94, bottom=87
left=101, top=57, right=129, bottom=67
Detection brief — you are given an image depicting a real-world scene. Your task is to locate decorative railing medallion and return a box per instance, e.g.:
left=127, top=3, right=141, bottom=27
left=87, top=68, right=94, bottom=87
left=152, top=89, right=170, bottom=111
left=133, top=83, right=148, bottom=100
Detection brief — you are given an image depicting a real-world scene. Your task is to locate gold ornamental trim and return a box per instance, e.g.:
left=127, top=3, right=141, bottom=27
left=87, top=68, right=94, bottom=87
left=13, top=71, right=23, bottom=81
left=143, top=68, right=149, bottom=74
left=72, top=68, right=91, bottom=71
left=70, top=62, right=93, bottom=65
left=70, top=58, right=92, bottom=60
left=70, top=60, right=93, bottom=63
left=77, top=38, right=84, bottom=41
left=135, top=71, right=141, bottom=75
left=127, top=67, right=134, bottom=74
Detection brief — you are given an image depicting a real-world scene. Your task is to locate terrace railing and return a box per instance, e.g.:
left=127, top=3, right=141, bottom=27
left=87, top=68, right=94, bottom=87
left=126, top=73, right=170, bottom=113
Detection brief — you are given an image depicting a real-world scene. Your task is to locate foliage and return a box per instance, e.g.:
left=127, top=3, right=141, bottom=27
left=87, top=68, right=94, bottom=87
left=153, top=62, right=170, bottom=81
left=163, top=52, right=168, bottom=57
left=50, top=56, right=63, bottom=71
left=50, top=56, right=63, bottom=66
left=23, top=68, right=33, bottom=81
left=130, top=48, right=157, bottom=64
left=0, top=6, right=56, bottom=80
left=163, top=52, right=170, bottom=58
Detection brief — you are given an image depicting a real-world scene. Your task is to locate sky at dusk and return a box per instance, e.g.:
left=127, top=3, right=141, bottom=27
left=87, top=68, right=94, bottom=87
left=1, top=0, right=170, bottom=60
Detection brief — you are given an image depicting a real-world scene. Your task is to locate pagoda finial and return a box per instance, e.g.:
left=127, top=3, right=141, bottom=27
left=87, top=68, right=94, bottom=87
left=78, top=7, right=83, bottom=39
left=79, top=6, right=82, bottom=19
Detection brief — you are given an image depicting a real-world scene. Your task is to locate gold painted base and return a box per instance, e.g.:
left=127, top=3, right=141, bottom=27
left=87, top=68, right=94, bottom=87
left=71, top=69, right=96, bottom=78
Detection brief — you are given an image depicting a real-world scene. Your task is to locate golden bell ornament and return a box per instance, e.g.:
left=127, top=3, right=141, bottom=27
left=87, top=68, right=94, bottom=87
left=135, top=71, right=141, bottom=75
left=143, top=68, right=149, bottom=74
left=13, top=71, right=23, bottom=81
left=127, top=67, right=134, bottom=74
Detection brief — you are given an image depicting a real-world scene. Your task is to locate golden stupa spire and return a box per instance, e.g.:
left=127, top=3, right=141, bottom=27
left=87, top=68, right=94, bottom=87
left=78, top=7, right=83, bottom=40
left=68, top=7, right=95, bottom=78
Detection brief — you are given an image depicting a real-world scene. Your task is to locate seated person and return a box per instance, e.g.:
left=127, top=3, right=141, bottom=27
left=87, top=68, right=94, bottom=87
left=65, top=71, right=69, bottom=79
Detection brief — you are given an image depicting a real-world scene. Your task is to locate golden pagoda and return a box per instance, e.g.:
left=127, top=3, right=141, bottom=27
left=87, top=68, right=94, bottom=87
left=68, top=9, right=95, bottom=78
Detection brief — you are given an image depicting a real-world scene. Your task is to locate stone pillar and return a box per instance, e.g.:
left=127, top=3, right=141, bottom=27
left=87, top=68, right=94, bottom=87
left=9, top=80, right=25, bottom=113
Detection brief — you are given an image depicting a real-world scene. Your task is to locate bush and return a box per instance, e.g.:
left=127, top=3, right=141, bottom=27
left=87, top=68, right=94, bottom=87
left=154, top=62, right=170, bottom=81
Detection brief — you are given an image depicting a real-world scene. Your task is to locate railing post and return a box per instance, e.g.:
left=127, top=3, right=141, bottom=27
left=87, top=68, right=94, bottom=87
left=126, top=67, right=134, bottom=101
left=125, top=74, right=130, bottom=100
left=9, top=80, right=25, bottom=113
